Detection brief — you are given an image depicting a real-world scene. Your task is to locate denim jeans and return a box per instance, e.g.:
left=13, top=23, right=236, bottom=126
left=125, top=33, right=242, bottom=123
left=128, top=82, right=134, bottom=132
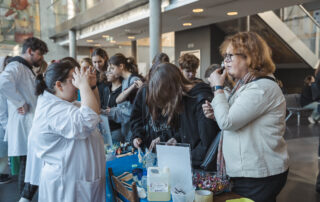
left=231, top=170, right=288, bottom=202
left=303, top=102, right=320, bottom=120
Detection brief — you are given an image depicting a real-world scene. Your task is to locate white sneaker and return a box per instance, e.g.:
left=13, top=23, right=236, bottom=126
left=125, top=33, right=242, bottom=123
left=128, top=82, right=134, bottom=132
left=308, top=116, right=316, bottom=124
left=18, top=197, right=31, bottom=202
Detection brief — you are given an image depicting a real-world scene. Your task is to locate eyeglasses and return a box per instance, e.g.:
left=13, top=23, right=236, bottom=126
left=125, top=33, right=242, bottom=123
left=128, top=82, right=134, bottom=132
left=223, top=53, right=246, bottom=62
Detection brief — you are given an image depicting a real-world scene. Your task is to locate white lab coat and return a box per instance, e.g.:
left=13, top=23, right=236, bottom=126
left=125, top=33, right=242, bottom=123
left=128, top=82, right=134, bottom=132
left=31, top=91, right=106, bottom=202
left=0, top=93, right=8, bottom=158
left=0, top=61, right=37, bottom=156
left=24, top=134, right=43, bottom=185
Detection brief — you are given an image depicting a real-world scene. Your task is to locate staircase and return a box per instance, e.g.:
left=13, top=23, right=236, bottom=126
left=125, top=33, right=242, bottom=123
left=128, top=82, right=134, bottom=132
left=258, top=5, right=320, bottom=69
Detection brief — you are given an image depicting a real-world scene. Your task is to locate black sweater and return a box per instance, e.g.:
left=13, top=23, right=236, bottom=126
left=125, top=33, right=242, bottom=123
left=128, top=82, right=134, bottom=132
left=130, top=86, right=178, bottom=149
left=178, top=82, right=220, bottom=167
left=130, top=83, right=220, bottom=167
left=107, top=85, right=122, bottom=131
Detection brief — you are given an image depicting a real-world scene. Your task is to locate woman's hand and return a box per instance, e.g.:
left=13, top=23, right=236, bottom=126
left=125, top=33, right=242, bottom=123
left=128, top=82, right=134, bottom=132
left=208, top=68, right=227, bottom=87
left=88, top=66, right=97, bottom=88
left=72, top=66, right=90, bottom=89
left=133, top=138, right=142, bottom=149
left=17, top=103, right=29, bottom=115
left=166, top=138, right=177, bottom=145
left=202, top=100, right=215, bottom=120
left=134, top=80, right=143, bottom=89
left=101, top=107, right=111, bottom=115
left=149, top=137, right=160, bottom=151
left=105, top=107, right=111, bottom=115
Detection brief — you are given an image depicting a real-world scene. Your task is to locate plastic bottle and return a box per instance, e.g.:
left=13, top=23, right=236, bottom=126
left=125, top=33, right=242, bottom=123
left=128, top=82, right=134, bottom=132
left=142, top=169, right=148, bottom=190
left=147, top=167, right=171, bottom=201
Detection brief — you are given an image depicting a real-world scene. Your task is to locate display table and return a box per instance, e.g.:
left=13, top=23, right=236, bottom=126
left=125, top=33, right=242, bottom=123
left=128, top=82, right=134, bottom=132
left=106, top=154, right=243, bottom=202
left=139, top=192, right=243, bottom=202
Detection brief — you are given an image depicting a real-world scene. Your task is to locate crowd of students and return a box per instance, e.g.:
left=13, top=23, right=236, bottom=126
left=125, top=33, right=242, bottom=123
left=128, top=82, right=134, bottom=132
left=0, top=31, right=289, bottom=202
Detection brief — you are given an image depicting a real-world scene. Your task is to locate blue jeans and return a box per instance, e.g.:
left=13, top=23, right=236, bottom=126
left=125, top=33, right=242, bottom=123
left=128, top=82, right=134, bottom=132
left=303, top=102, right=320, bottom=120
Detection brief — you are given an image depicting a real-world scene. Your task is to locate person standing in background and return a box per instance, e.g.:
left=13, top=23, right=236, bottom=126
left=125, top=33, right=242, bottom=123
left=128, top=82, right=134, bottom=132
left=0, top=37, right=48, bottom=194
left=106, top=53, right=143, bottom=142
left=91, top=48, right=110, bottom=109
left=80, top=57, right=93, bottom=70
left=103, top=70, right=123, bottom=143
left=179, top=53, right=202, bottom=82
left=0, top=56, right=12, bottom=184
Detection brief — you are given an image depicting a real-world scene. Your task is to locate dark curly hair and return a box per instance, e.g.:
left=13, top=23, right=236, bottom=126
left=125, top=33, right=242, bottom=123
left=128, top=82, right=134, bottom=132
left=22, top=37, right=48, bottom=55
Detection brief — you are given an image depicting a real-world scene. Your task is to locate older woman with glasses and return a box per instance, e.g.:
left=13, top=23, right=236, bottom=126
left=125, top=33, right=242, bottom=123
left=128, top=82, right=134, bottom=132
left=203, top=32, right=289, bottom=202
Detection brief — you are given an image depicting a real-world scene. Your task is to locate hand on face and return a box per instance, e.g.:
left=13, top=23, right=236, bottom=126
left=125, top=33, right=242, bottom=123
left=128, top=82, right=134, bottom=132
left=208, top=68, right=227, bottom=87
left=72, top=66, right=90, bottom=89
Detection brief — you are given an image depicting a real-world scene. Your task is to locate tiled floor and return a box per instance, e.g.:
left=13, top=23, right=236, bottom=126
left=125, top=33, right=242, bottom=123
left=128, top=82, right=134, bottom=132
left=1, top=115, right=320, bottom=202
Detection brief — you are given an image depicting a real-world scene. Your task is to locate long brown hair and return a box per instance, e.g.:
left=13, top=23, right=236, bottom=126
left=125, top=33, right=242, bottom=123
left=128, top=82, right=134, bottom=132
left=146, top=63, right=192, bottom=125
left=108, top=53, right=138, bottom=75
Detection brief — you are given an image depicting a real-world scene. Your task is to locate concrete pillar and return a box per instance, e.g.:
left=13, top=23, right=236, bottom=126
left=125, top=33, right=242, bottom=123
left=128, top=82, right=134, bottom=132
left=149, top=0, right=161, bottom=65
left=237, top=18, right=242, bottom=32
left=69, top=29, right=77, bottom=59
left=39, top=0, right=69, bottom=62
left=131, top=40, right=137, bottom=60
left=246, top=16, right=250, bottom=32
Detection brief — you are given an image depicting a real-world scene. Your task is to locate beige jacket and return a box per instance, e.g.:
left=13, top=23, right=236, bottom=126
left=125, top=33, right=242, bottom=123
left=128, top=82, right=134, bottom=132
left=211, top=76, right=289, bottom=178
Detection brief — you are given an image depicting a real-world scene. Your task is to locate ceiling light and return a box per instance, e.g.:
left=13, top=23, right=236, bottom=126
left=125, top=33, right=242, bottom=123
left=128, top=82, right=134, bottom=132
left=192, top=8, right=204, bottom=13
left=128, top=36, right=135, bottom=39
left=183, top=22, right=192, bottom=26
left=87, top=39, right=94, bottom=42
left=110, top=40, right=116, bottom=44
left=102, top=35, right=109, bottom=38
left=94, top=44, right=101, bottom=47
left=227, top=11, right=238, bottom=16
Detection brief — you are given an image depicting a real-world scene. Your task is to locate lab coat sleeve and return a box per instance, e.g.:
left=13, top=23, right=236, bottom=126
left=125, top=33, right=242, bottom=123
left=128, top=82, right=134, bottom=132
left=0, top=63, right=26, bottom=108
left=0, top=95, right=8, bottom=130
left=48, top=104, right=100, bottom=139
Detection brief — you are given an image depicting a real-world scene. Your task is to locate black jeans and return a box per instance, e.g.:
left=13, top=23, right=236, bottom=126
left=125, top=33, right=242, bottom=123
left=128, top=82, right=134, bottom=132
left=18, top=155, right=27, bottom=194
left=231, top=170, right=288, bottom=202
left=21, top=182, right=38, bottom=200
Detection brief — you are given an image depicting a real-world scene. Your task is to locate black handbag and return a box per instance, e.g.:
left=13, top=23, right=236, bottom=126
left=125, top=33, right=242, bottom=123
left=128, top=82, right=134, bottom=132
left=200, top=131, right=221, bottom=171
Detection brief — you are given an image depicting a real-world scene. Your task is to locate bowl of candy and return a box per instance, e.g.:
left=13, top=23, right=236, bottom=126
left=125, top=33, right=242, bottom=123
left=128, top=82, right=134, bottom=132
left=192, top=170, right=230, bottom=195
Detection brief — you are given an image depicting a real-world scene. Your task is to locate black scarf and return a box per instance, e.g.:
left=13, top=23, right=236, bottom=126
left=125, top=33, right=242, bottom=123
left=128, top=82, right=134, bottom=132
left=8, top=56, right=35, bottom=76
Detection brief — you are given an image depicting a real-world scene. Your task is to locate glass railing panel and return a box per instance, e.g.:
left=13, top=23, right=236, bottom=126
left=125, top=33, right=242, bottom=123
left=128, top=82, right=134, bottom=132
left=277, top=5, right=320, bottom=58
left=47, top=0, right=103, bottom=28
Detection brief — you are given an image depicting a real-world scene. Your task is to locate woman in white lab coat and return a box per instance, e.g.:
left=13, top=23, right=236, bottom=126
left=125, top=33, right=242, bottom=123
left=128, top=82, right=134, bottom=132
left=30, top=62, right=106, bottom=202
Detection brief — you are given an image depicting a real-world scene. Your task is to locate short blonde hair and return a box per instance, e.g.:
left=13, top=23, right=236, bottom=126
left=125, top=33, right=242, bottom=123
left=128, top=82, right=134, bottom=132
left=220, top=32, right=275, bottom=77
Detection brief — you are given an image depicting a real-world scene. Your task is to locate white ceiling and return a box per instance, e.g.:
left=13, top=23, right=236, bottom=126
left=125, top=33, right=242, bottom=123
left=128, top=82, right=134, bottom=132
left=72, top=0, right=318, bottom=47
